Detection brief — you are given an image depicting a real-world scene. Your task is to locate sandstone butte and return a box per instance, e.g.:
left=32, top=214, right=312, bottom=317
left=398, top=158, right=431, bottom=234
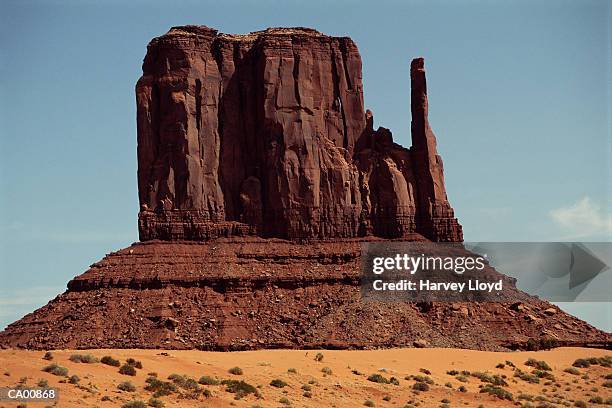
left=0, top=26, right=609, bottom=351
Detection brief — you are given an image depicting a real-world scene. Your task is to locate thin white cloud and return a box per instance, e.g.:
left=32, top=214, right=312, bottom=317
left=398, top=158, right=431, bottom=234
left=550, top=197, right=612, bottom=240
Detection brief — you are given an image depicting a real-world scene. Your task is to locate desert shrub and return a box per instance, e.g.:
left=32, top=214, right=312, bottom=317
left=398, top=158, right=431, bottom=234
left=119, top=364, right=137, bottom=376
left=167, top=374, right=199, bottom=391
left=364, top=400, right=375, bottom=407
left=525, top=359, right=551, bottom=371
left=602, top=381, right=612, bottom=388
left=301, top=384, right=312, bottom=391
left=228, top=366, right=243, bottom=375
left=412, top=382, right=429, bottom=391
left=515, top=370, right=539, bottom=383
left=221, top=379, right=257, bottom=396
left=321, top=367, right=332, bottom=375
left=572, top=359, right=590, bottom=368
left=445, top=382, right=453, bottom=388
left=101, top=356, right=121, bottom=367
left=37, top=379, right=49, bottom=387
left=480, top=384, right=513, bottom=400
left=126, top=358, right=143, bottom=369
left=118, top=381, right=136, bottom=392
left=458, top=385, right=467, bottom=392
left=42, top=363, right=68, bottom=376
left=456, top=375, right=469, bottom=382
left=287, top=368, right=297, bottom=374
left=383, top=395, right=391, bottom=401
left=43, top=352, right=53, bottom=361
left=101, top=395, right=111, bottom=401
left=518, top=393, right=534, bottom=401
left=389, top=376, right=399, bottom=385
left=413, top=375, right=434, bottom=384
left=352, top=369, right=363, bottom=375
left=564, top=367, right=580, bottom=375
left=472, top=371, right=507, bottom=386
left=122, top=401, right=146, bottom=408
left=144, top=376, right=176, bottom=397
left=367, top=373, right=389, bottom=384
left=574, top=401, right=587, bottom=408
left=589, top=396, right=603, bottom=404
left=147, top=398, right=164, bottom=408
left=303, top=391, right=312, bottom=398
left=279, top=397, right=291, bottom=405
left=441, top=398, right=450, bottom=403
left=270, top=378, right=288, bottom=388
left=68, top=375, right=80, bottom=384
left=447, top=370, right=459, bottom=376
left=314, top=352, right=324, bottom=362
left=419, top=368, right=431, bottom=375
left=69, top=354, right=98, bottom=364
left=198, top=375, right=219, bottom=385
left=533, top=370, right=555, bottom=380
left=496, top=363, right=505, bottom=369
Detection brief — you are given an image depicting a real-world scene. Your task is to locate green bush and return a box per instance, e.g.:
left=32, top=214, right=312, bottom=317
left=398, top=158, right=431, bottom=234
left=279, top=397, right=291, bottom=405
left=367, top=373, right=389, bottom=384
left=167, top=373, right=200, bottom=391
left=270, top=378, right=288, bottom=388
left=514, top=370, right=540, bottom=384
left=69, top=354, right=99, bottom=364
left=572, top=359, right=590, bottom=368
left=480, top=384, right=513, bottom=400
left=228, top=366, right=243, bottom=375
left=119, top=364, right=137, bottom=376
left=303, top=391, right=312, bottom=398
left=413, top=375, right=434, bottom=384
left=42, top=352, right=53, bottom=361
left=147, top=398, right=164, bottom=408
left=126, top=358, right=143, bottom=369
left=525, top=358, right=551, bottom=371
left=68, top=375, right=80, bottom=384
left=321, top=367, right=332, bottom=375
left=412, top=382, right=429, bottom=391
left=42, top=363, right=68, bottom=376
left=122, top=401, right=146, bottom=408
left=198, top=375, right=219, bottom=385
left=314, top=352, right=324, bottom=362
left=221, top=379, right=257, bottom=396
left=564, top=367, right=580, bottom=375
left=118, top=381, right=136, bottom=392
left=144, top=376, right=177, bottom=397
left=364, top=400, right=375, bottom=407
left=471, top=371, right=507, bottom=386
left=101, top=356, right=121, bottom=367
left=301, top=384, right=312, bottom=391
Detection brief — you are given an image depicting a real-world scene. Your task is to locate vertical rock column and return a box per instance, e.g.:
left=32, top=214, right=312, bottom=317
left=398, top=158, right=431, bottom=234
left=410, top=58, right=463, bottom=241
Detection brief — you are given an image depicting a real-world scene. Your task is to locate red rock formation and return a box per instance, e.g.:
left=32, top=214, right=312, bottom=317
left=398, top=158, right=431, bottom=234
left=136, top=26, right=462, bottom=242
left=1, top=26, right=609, bottom=352
left=1, top=239, right=608, bottom=351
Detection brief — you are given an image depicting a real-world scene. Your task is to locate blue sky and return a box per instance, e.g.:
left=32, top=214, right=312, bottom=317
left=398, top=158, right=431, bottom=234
left=0, top=0, right=610, bottom=331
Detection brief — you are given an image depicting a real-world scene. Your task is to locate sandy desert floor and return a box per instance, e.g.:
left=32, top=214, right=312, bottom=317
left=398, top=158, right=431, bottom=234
left=0, top=347, right=610, bottom=408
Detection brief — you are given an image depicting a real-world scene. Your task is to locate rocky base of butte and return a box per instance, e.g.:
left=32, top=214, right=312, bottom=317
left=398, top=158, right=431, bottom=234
left=0, top=26, right=608, bottom=351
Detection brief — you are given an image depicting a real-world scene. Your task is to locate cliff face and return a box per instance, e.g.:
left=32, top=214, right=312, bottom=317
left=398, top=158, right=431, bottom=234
left=136, top=26, right=462, bottom=241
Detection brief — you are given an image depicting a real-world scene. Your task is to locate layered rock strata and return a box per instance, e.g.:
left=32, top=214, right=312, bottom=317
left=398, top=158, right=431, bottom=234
left=136, top=26, right=462, bottom=242
left=1, top=239, right=608, bottom=350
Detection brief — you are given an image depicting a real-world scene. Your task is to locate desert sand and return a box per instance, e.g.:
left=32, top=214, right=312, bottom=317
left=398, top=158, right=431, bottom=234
left=0, top=347, right=610, bottom=407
